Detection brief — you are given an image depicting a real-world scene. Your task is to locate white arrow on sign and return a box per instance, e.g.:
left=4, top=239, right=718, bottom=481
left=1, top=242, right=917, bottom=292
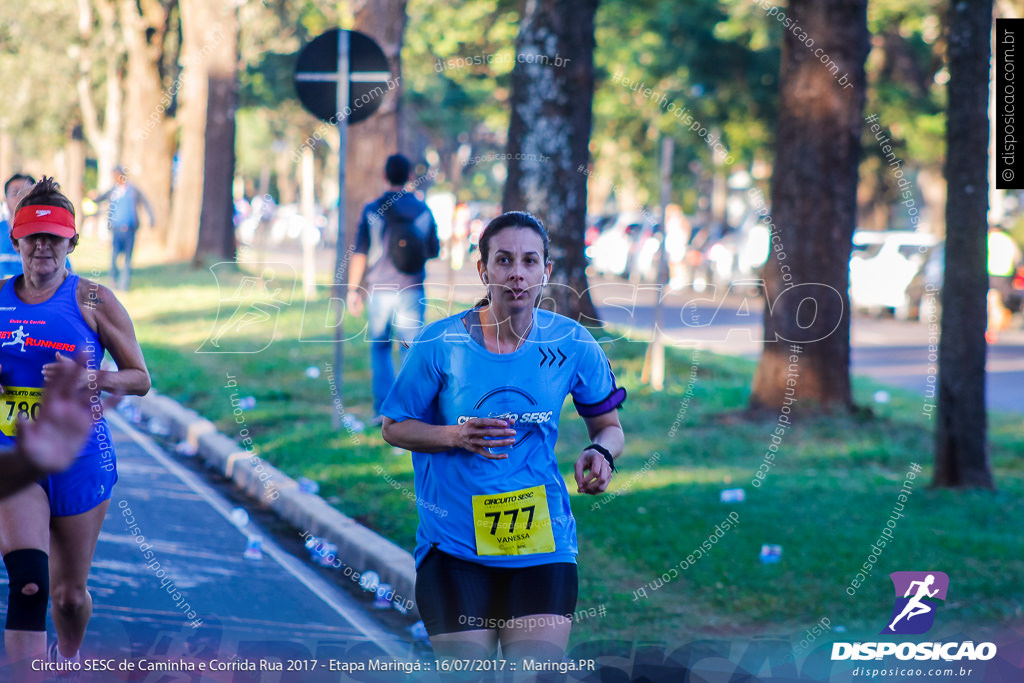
left=294, top=71, right=391, bottom=83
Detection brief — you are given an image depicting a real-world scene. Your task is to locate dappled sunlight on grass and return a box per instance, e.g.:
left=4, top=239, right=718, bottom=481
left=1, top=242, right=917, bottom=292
left=564, top=466, right=748, bottom=497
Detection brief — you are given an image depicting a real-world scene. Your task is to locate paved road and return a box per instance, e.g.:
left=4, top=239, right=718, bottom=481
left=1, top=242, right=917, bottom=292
left=0, top=414, right=417, bottom=681
left=592, top=284, right=1024, bottom=414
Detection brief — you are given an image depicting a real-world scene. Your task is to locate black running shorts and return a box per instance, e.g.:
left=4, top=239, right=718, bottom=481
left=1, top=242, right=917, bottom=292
left=415, top=548, right=578, bottom=635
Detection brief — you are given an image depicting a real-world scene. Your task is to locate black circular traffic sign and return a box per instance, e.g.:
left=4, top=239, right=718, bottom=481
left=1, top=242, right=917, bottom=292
left=294, top=29, right=390, bottom=125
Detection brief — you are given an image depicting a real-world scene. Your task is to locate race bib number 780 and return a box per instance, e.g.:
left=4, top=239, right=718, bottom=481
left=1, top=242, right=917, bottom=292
left=0, top=386, right=43, bottom=437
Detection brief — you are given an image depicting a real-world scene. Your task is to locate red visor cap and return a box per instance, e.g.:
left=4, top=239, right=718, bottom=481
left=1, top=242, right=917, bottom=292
left=11, top=205, right=77, bottom=240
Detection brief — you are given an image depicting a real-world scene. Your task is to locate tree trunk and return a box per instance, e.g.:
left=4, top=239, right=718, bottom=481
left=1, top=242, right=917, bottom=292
left=918, top=166, right=946, bottom=237
left=63, top=126, right=86, bottom=214
left=275, top=150, right=297, bottom=206
left=169, top=0, right=228, bottom=260
left=76, top=0, right=123, bottom=190
left=933, top=0, right=993, bottom=489
left=344, top=1, right=408, bottom=253
left=503, top=0, right=599, bottom=324
left=120, top=0, right=175, bottom=245
left=0, top=132, right=13, bottom=187
left=749, top=0, right=869, bottom=412
left=194, top=5, right=239, bottom=265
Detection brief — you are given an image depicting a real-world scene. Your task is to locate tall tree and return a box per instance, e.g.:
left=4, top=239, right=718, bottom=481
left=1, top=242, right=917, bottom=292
left=76, top=0, right=123, bottom=187
left=933, top=0, right=993, bottom=488
left=194, top=3, right=239, bottom=264
left=344, top=1, right=408, bottom=242
left=169, top=0, right=235, bottom=260
left=120, top=0, right=177, bottom=244
left=749, top=0, right=869, bottom=411
left=402, top=0, right=519, bottom=205
left=503, top=0, right=599, bottom=322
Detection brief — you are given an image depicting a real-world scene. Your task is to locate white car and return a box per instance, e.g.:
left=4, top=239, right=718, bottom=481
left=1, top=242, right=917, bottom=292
left=849, top=230, right=938, bottom=318
left=587, top=212, right=658, bottom=280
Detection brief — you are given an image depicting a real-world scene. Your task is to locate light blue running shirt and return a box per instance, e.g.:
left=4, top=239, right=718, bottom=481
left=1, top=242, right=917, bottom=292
left=381, top=307, right=625, bottom=569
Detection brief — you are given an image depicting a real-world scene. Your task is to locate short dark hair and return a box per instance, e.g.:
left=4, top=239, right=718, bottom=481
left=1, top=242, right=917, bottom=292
left=478, top=211, right=550, bottom=266
left=10, top=177, right=78, bottom=246
left=16, top=177, right=74, bottom=216
left=385, top=154, right=411, bottom=186
left=4, top=174, right=36, bottom=197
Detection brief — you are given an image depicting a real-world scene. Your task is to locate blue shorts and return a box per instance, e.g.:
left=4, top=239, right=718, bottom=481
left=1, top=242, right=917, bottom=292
left=39, top=450, right=117, bottom=517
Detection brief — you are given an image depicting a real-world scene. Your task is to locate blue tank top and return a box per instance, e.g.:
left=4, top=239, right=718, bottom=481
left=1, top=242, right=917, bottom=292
left=0, top=274, right=111, bottom=459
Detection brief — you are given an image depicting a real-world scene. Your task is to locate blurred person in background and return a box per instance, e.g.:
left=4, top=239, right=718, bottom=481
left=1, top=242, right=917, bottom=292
left=346, top=154, right=440, bottom=424
left=1, top=174, right=37, bottom=278
left=92, top=165, right=155, bottom=291
left=987, top=225, right=1022, bottom=343
left=663, top=204, right=692, bottom=290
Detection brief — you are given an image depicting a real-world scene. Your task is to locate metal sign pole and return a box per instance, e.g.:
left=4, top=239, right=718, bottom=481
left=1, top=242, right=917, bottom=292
left=646, top=136, right=674, bottom=391
left=331, top=30, right=350, bottom=430
left=295, top=28, right=388, bottom=431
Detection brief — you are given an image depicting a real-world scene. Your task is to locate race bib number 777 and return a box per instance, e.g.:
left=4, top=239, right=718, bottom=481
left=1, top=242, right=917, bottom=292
left=472, top=485, right=556, bottom=556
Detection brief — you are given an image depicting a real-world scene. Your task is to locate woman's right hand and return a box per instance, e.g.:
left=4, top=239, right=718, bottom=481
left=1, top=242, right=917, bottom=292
left=453, top=418, right=515, bottom=460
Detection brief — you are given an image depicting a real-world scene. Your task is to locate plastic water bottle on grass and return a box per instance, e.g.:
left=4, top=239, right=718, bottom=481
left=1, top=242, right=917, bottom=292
left=175, top=441, right=197, bottom=457
left=759, top=544, right=782, bottom=564
left=719, top=488, right=745, bottom=503
left=243, top=536, right=263, bottom=560
left=359, top=571, right=380, bottom=592
left=230, top=507, right=249, bottom=528
left=341, top=414, right=365, bottom=433
left=410, top=621, right=429, bottom=642
left=315, top=543, right=338, bottom=567
left=147, top=417, right=170, bottom=436
left=118, top=396, right=142, bottom=423
left=373, top=583, right=393, bottom=609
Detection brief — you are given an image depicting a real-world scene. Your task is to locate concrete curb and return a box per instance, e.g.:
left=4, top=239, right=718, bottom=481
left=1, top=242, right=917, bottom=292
left=135, top=392, right=419, bottom=617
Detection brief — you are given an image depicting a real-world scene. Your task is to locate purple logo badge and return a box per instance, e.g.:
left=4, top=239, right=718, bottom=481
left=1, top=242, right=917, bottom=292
left=882, top=571, right=949, bottom=635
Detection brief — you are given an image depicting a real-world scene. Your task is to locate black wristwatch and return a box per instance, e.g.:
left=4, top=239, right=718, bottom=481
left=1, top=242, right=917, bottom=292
left=586, top=443, right=616, bottom=473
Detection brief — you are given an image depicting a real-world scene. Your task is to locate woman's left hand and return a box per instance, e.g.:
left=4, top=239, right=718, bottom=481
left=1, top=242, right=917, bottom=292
left=41, top=352, right=92, bottom=389
left=574, top=448, right=613, bottom=495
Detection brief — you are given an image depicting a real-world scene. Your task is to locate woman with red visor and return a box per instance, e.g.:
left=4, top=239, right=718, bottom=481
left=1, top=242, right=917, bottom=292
left=0, top=177, right=150, bottom=679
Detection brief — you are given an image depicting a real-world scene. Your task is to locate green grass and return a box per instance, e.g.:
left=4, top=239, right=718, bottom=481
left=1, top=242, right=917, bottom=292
left=100, top=258, right=1024, bottom=648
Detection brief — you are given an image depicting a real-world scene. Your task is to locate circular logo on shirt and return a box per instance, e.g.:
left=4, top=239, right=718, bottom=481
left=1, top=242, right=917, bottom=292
left=453, top=387, right=554, bottom=450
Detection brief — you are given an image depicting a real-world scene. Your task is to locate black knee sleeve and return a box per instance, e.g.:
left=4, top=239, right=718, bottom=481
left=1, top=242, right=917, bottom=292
left=4, top=549, right=49, bottom=631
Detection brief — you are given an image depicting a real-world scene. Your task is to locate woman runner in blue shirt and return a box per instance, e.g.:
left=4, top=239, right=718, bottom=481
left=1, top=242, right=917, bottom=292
left=382, top=211, right=625, bottom=663
left=0, top=177, right=150, bottom=679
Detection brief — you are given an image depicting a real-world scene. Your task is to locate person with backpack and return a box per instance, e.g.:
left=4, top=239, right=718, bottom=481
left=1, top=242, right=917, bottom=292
left=347, top=154, right=440, bottom=424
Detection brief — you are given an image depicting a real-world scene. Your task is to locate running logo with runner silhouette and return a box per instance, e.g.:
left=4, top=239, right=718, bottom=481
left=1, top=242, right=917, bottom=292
left=1, top=324, right=28, bottom=352
left=882, top=571, right=949, bottom=635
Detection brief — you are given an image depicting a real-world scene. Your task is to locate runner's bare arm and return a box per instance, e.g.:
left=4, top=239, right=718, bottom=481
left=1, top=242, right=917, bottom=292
left=382, top=416, right=514, bottom=460
left=58, top=279, right=151, bottom=395
left=575, top=410, right=624, bottom=495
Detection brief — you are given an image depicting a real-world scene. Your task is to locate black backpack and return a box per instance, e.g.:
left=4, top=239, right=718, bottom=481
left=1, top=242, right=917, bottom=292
left=383, top=199, right=432, bottom=274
